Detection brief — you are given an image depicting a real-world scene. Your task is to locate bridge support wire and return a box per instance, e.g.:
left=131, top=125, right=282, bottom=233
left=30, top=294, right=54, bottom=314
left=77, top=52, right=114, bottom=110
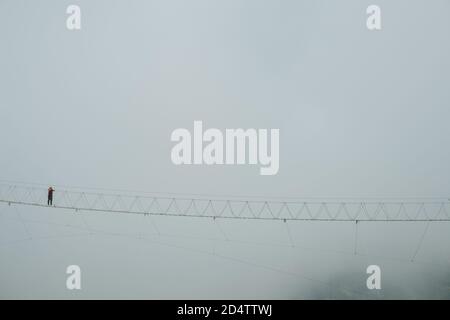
left=0, top=184, right=449, bottom=222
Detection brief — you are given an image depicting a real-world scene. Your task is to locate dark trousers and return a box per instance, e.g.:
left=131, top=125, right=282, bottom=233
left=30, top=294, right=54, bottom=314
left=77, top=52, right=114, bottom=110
left=48, top=197, right=53, bottom=206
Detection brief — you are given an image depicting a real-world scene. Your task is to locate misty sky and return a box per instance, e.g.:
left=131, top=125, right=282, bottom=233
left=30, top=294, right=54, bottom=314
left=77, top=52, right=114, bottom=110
left=0, top=0, right=449, bottom=299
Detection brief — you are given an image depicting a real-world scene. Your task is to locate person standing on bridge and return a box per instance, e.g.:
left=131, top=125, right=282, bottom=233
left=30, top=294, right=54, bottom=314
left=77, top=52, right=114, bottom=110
left=47, top=186, right=55, bottom=206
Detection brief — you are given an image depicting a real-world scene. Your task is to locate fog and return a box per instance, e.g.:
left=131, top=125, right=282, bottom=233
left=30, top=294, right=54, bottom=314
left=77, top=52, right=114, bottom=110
left=0, top=0, right=449, bottom=299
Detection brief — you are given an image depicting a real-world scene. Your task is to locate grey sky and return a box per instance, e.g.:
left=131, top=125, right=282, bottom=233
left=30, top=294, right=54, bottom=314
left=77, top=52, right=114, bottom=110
left=0, top=0, right=449, bottom=299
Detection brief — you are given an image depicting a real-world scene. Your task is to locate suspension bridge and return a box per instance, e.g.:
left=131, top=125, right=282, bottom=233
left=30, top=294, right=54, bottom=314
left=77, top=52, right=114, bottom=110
left=1, top=183, right=449, bottom=222
left=1, top=182, right=449, bottom=297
